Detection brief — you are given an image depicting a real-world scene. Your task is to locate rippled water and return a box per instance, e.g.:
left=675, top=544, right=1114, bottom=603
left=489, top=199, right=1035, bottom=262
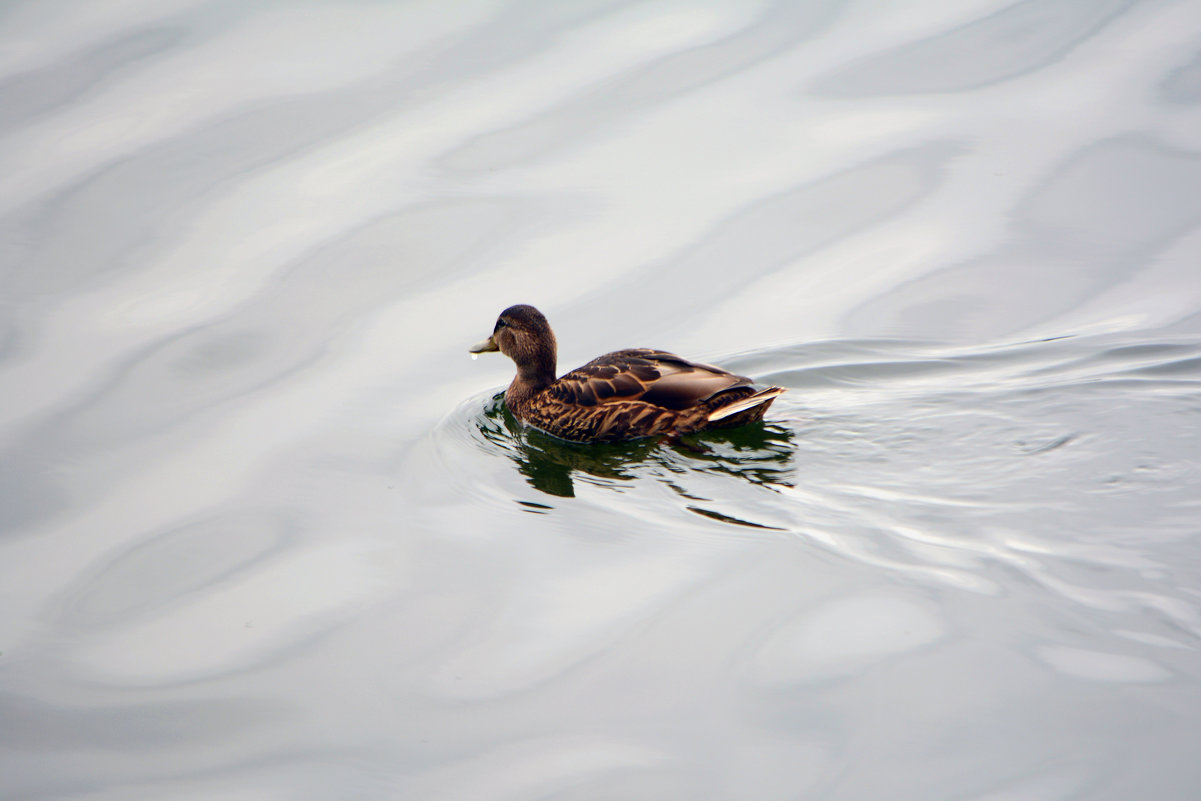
left=3, top=1, right=1201, bottom=799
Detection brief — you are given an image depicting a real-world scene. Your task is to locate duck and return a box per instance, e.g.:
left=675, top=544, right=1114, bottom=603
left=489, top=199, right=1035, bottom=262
left=470, top=304, right=785, bottom=443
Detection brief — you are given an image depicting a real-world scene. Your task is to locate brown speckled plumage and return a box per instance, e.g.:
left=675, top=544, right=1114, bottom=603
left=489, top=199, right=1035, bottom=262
left=470, top=305, right=785, bottom=443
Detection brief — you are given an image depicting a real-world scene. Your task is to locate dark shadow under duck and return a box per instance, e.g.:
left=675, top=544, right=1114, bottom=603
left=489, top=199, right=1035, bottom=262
left=470, top=304, right=785, bottom=443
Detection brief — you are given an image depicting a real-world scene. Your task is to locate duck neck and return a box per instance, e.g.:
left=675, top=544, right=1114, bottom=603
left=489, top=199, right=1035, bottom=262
left=506, top=344, right=556, bottom=411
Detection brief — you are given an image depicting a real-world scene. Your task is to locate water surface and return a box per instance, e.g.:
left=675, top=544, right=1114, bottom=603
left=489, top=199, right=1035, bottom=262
left=2, top=1, right=1201, bottom=799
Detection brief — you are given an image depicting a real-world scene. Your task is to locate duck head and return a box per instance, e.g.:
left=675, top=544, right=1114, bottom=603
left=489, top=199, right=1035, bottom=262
left=470, top=304, right=558, bottom=387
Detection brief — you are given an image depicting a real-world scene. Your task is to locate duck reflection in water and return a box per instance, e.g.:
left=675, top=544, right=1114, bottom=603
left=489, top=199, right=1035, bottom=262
left=476, top=395, right=795, bottom=500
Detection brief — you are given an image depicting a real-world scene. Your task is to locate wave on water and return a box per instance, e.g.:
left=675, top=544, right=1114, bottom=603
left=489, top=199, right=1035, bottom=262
left=427, top=332, right=1201, bottom=615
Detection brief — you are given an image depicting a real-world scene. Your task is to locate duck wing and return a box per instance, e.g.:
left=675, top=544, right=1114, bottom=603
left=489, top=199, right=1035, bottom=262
left=549, top=349, right=753, bottom=410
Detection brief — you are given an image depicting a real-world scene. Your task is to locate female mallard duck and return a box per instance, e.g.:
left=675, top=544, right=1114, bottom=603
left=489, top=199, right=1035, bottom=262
left=470, top=304, right=785, bottom=443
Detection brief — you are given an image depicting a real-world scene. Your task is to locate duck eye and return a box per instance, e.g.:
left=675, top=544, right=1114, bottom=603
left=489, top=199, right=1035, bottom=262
left=494, top=318, right=508, bottom=333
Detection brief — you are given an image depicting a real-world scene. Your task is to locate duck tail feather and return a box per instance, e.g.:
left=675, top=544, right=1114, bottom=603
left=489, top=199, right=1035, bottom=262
left=707, top=387, right=786, bottom=422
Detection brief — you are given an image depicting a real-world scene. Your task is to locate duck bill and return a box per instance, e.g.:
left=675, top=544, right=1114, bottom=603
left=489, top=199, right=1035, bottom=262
left=469, top=336, right=499, bottom=354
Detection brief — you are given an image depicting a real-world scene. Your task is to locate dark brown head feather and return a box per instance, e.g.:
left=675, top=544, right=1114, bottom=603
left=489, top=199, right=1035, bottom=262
left=490, top=304, right=557, bottom=390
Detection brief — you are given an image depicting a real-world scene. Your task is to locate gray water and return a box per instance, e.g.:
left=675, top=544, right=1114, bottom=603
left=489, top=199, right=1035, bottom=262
left=2, top=1, right=1201, bottom=799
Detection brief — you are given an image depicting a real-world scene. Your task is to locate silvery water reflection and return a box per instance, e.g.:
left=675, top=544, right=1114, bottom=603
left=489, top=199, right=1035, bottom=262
left=2, top=0, right=1201, bottom=799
